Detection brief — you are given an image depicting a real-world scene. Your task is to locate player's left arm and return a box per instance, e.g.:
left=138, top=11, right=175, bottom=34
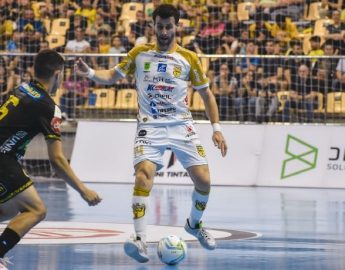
left=198, top=87, right=228, bottom=157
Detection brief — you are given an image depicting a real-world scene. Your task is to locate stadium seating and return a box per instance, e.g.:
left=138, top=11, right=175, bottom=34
left=114, top=89, right=138, bottom=110
left=327, top=92, right=345, bottom=114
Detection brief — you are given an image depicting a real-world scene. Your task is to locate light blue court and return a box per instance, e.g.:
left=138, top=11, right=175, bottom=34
left=4, top=181, right=345, bottom=270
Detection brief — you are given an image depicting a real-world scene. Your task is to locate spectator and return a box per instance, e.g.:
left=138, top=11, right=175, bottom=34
left=324, top=10, right=345, bottom=52
left=317, top=41, right=338, bottom=83
left=2, top=0, right=19, bottom=21
left=60, top=71, right=90, bottom=118
left=74, top=0, right=97, bottom=28
left=256, top=40, right=282, bottom=122
left=65, top=26, right=91, bottom=67
left=209, top=43, right=234, bottom=76
left=130, top=10, right=149, bottom=39
left=268, top=14, right=298, bottom=43
left=283, top=64, right=318, bottom=122
left=85, top=13, right=111, bottom=39
left=195, top=13, right=225, bottom=54
left=92, top=0, right=118, bottom=31
left=284, top=39, right=309, bottom=86
left=95, top=29, right=111, bottom=69
left=211, top=63, right=235, bottom=121
left=308, top=35, right=324, bottom=74
left=67, top=14, right=88, bottom=40
left=334, top=58, right=345, bottom=91
left=0, top=9, right=13, bottom=51
left=109, top=35, right=127, bottom=68
left=235, top=40, right=260, bottom=74
left=17, top=8, right=43, bottom=39
left=135, top=23, right=155, bottom=45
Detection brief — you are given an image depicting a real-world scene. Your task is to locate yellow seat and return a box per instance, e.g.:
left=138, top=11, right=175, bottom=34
left=314, top=92, right=324, bottom=113
left=178, top=19, right=191, bottom=28
left=32, top=1, right=46, bottom=19
left=190, top=91, right=205, bottom=111
left=43, top=18, right=51, bottom=34
left=114, top=89, right=138, bottom=110
left=306, top=2, right=328, bottom=21
left=277, top=91, right=290, bottom=112
left=119, top=3, right=144, bottom=21
left=89, top=88, right=116, bottom=108
left=46, top=35, right=66, bottom=49
left=51, top=18, right=70, bottom=36
left=326, top=92, right=345, bottom=113
left=237, top=2, right=255, bottom=21
left=182, top=35, right=195, bottom=46
left=314, top=19, right=334, bottom=37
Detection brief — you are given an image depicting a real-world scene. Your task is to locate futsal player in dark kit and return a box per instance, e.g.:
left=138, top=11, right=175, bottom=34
left=0, top=49, right=101, bottom=269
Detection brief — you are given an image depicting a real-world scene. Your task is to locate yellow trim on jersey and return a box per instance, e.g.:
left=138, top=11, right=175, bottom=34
left=45, top=135, right=61, bottom=140
left=0, top=179, right=33, bottom=204
left=176, top=46, right=209, bottom=89
left=116, top=43, right=155, bottom=76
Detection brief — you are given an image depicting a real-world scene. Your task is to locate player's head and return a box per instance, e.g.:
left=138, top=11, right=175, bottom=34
left=34, top=49, right=64, bottom=94
left=153, top=4, right=180, bottom=51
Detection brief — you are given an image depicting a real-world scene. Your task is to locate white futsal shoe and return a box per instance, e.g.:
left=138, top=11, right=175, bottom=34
left=124, top=235, right=149, bottom=263
left=184, top=218, right=216, bottom=250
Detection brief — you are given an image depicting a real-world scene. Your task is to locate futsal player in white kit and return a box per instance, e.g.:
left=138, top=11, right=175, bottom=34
left=75, top=4, right=228, bottom=263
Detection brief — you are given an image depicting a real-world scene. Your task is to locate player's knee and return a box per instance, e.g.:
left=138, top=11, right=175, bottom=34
left=135, top=169, right=152, bottom=190
left=32, top=204, right=47, bottom=222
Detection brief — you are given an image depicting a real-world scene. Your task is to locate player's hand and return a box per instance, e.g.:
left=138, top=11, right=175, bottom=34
left=74, top=58, right=90, bottom=77
left=80, top=188, right=102, bottom=206
left=212, top=131, right=227, bottom=157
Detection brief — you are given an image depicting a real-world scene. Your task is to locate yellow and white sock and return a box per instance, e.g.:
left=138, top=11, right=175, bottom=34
left=132, top=187, right=150, bottom=242
left=189, top=189, right=209, bottom=228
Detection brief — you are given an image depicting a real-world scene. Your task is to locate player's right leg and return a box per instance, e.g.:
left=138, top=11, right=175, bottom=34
left=0, top=155, right=47, bottom=268
left=124, top=160, right=156, bottom=263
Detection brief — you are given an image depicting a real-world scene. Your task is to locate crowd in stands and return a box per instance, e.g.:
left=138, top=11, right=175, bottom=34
left=0, top=0, right=345, bottom=122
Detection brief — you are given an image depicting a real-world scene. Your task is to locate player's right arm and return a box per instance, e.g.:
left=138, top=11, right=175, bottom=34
left=46, top=139, right=102, bottom=206
left=74, top=58, right=123, bottom=84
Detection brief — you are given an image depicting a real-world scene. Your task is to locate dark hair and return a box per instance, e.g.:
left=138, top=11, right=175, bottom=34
left=153, top=4, right=180, bottom=25
left=309, top=35, right=321, bottom=43
left=34, top=49, right=64, bottom=80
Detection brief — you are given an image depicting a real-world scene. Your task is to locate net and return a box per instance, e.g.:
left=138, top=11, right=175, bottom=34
left=0, top=0, right=345, bottom=177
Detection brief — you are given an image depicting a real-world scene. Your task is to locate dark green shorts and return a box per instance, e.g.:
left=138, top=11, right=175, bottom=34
left=0, top=155, right=33, bottom=204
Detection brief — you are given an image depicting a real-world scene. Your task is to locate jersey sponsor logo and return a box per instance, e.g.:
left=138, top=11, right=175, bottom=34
left=173, top=65, right=182, bottom=78
left=150, top=101, right=158, bottom=114
left=148, top=93, right=172, bottom=100
left=147, top=84, right=174, bottom=92
left=51, top=117, right=62, bottom=135
left=153, top=54, right=175, bottom=61
left=138, top=129, right=147, bottom=137
left=134, top=145, right=144, bottom=157
left=135, top=139, right=151, bottom=145
left=157, top=107, right=176, bottom=113
left=144, top=62, right=151, bottom=72
left=196, top=144, right=206, bottom=157
left=19, top=83, right=42, bottom=99
left=186, top=125, right=196, bottom=137
left=193, top=69, right=201, bottom=83
left=157, top=63, right=167, bottom=72
left=0, top=130, right=28, bottom=154
left=144, top=76, right=176, bottom=84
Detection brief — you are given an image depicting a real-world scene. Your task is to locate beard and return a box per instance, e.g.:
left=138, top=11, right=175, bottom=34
left=157, top=34, right=174, bottom=51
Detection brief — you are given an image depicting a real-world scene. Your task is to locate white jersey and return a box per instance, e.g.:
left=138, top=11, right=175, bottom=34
left=115, top=43, right=209, bottom=125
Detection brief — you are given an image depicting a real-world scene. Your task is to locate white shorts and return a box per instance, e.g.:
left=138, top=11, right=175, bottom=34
left=133, top=122, right=208, bottom=171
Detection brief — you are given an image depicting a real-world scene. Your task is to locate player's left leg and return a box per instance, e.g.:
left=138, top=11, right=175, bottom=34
left=184, top=164, right=216, bottom=250
left=169, top=123, right=216, bottom=250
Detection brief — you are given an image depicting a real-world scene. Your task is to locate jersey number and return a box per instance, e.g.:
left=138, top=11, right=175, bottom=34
left=0, top=95, right=20, bottom=121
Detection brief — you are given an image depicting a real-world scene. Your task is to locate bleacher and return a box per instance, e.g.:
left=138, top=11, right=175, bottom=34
left=0, top=1, right=345, bottom=123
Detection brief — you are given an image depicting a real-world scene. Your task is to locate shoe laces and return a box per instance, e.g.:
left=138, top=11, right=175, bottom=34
left=199, top=227, right=211, bottom=240
left=0, top=257, right=13, bottom=267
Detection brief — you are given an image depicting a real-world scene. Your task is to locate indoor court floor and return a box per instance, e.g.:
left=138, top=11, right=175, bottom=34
left=2, top=181, right=345, bottom=270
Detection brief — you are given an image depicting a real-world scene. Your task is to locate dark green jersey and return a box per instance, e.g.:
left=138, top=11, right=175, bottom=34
left=0, top=80, right=61, bottom=160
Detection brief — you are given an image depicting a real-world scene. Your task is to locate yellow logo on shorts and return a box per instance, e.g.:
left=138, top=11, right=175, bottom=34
left=173, top=65, right=182, bottom=78
left=195, top=200, right=206, bottom=211
left=132, top=203, right=146, bottom=219
left=134, top=146, right=144, bottom=157
left=0, top=184, right=7, bottom=196
left=196, top=145, right=206, bottom=157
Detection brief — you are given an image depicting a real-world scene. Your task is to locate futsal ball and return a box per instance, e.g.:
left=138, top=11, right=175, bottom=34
left=157, top=235, right=187, bottom=265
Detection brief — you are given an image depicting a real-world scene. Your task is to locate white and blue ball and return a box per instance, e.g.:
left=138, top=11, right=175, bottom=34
left=157, top=235, right=187, bottom=265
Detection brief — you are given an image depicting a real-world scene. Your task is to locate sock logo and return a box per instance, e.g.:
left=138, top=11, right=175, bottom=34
left=132, top=203, right=146, bottom=219
left=195, top=200, right=206, bottom=211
